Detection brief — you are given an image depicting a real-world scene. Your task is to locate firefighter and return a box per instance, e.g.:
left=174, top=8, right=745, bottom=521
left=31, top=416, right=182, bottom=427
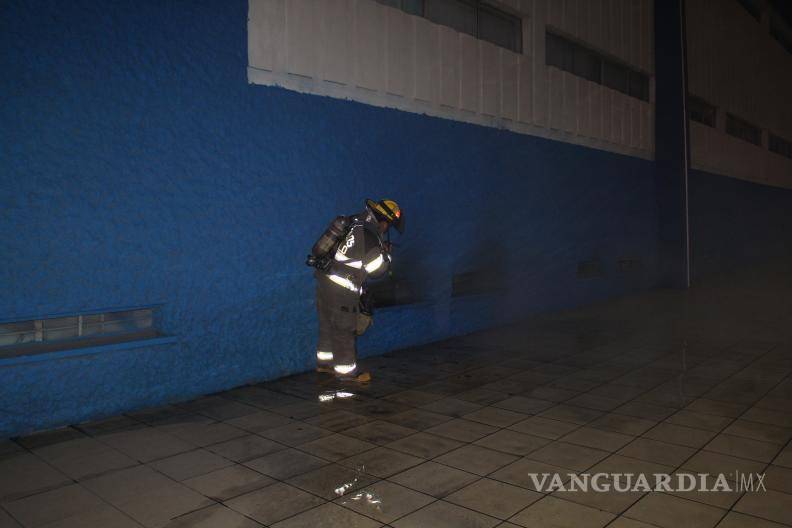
left=307, top=199, right=404, bottom=381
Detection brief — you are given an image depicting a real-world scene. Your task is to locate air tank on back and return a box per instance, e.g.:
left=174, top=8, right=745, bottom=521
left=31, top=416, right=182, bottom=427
left=311, top=216, right=350, bottom=257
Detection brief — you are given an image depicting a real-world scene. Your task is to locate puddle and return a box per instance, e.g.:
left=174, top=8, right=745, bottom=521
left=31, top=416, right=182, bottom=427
left=318, top=390, right=355, bottom=403
left=334, top=464, right=383, bottom=512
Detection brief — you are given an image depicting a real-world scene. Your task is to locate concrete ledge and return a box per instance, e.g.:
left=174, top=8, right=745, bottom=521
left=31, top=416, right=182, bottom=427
left=0, top=336, right=179, bottom=367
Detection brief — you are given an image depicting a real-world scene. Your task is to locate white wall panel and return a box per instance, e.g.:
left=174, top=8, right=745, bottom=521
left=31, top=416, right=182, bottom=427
left=601, top=86, right=612, bottom=142
left=563, top=71, right=577, bottom=134
left=612, top=91, right=624, bottom=144
left=439, top=27, right=460, bottom=108
left=481, top=42, right=501, bottom=117
left=286, top=0, right=318, bottom=78
left=386, top=8, right=412, bottom=97
left=414, top=17, right=437, bottom=103
left=589, top=0, right=604, bottom=52
left=640, top=0, right=651, bottom=73
left=531, top=0, right=548, bottom=127
left=517, top=54, right=533, bottom=124
left=565, top=0, right=579, bottom=39
left=355, top=0, right=385, bottom=91
left=502, top=50, right=519, bottom=121
left=248, top=0, right=285, bottom=72
left=629, top=98, right=640, bottom=149
left=577, top=79, right=589, bottom=138
left=590, top=83, right=603, bottom=140
left=608, top=0, right=621, bottom=61
left=460, top=34, right=480, bottom=113
left=547, top=0, right=563, bottom=31
left=549, top=67, right=564, bottom=130
left=322, top=0, right=352, bottom=84
left=248, top=0, right=655, bottom=161
left=640, top=102, right=650, bottom=151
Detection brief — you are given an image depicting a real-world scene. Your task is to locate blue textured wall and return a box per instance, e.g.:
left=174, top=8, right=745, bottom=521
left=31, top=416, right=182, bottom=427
left=690, top=170, right=792, bottom=279
left=1, top=0, right=662, bottom=436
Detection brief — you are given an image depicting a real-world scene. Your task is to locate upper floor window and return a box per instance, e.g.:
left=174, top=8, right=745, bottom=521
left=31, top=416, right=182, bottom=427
left=726, top=113, right=762, bottom=146
left=546, top=32, right=650, bottom=102
left=688, top=96, right=717, bottom=127
left=769, top=133, right=792, bottom=159
left=377, top=0, right=523, bottom=53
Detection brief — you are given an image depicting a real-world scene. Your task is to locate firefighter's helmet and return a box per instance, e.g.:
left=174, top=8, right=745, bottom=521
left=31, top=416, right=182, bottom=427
left=366, top=198, right=404, bottom=233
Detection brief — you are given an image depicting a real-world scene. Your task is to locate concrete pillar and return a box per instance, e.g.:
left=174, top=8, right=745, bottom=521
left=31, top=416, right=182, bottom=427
left=654, top=0, right=691, bottom=288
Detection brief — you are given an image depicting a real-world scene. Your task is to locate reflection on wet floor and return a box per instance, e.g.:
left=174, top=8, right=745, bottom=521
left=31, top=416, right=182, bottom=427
left=318, top=390, right=356, bottom=403
left=333, top=463, right=384, bottom=513
left=1, top=266, right=792, bottom=527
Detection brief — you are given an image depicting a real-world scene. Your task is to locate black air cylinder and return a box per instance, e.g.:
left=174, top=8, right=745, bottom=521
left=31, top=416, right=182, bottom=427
left=311, top=216, right=350, bottom=257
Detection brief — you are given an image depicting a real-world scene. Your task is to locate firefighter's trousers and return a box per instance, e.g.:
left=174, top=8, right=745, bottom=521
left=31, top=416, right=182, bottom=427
left=315, top=274, right=360, bottom=375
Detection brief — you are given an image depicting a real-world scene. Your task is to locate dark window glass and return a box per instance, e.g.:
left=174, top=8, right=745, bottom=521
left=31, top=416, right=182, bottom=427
left=688, top=96, right=717, bottom=127
left=479, top=4, right=522, bottom=53
left=425, top=0, right=476, bottom=36
left=769, top=133, right=792, bottom=159
left=545, top=31, right=649, bottom=101
left=574, top=46, right=602, bottom=83
left=726, top=113, right=762, bottom=146
left=603, top=60, right=630, bottom=94
left=401, top=0, right=424, bottom=15
left=377, top=0, right=424, bottom=15
left=384, top=0, right=522, bottom=53
left=546, top=32, right=574, bottom=71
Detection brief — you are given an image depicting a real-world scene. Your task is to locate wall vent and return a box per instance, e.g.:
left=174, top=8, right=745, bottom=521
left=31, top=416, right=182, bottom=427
left=617, top=258, right=644, bottom=273
left=368, top=278, right=420, bottom=308
left=0, top=308, right=160, bottom=358
left=577, top=259, right=605, bottom=278
left=451, top=269, right=506, bottom=297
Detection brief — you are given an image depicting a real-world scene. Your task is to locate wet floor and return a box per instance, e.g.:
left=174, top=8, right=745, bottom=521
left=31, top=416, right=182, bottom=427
left=1, top=265, right=791, bottom=527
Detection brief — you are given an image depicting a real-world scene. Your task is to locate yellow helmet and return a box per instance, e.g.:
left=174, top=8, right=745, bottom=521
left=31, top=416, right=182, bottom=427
left=366, top=198, right=404, bottom=233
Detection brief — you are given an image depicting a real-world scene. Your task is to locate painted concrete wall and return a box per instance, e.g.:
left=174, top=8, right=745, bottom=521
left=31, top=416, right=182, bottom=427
left=248, top=0, right=654, bottom=160
left=689, top=169, right=792, bottom=278
left=686, top=0, right=792, bottom=188
left=0, top=0, right=664, bottom=436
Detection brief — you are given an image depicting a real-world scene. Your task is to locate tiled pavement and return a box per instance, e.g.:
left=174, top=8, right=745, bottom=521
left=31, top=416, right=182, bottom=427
left=2, top=268, right=792, bottom=527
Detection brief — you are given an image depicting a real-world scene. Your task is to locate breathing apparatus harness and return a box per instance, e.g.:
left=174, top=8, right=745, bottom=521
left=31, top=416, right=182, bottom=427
left=305, top=198, right=403, bottom=272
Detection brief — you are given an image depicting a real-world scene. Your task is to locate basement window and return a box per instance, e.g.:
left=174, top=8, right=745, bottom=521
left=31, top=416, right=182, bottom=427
left=726, top=113, right=762, bottom=146
left=0, top=308, right=160, bottom=358
left=688, top=96, right=717, bottom=127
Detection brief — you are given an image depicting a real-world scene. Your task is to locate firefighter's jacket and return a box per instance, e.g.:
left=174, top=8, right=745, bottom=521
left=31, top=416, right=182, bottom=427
left=322, top=208, right=390, bottom=295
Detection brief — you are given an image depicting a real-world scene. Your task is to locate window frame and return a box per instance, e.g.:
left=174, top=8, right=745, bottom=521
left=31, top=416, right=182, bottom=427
left=378, top=0, right=523, bottom=54
left=726, top=113, right=763, bottom=146
left=0, top=307, right=162, bottom=359
left=688, top=96, right=717, bottom=128
left=769, top=132, right=792, bottom=159
left=546, top=30, right=650, bottom=103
